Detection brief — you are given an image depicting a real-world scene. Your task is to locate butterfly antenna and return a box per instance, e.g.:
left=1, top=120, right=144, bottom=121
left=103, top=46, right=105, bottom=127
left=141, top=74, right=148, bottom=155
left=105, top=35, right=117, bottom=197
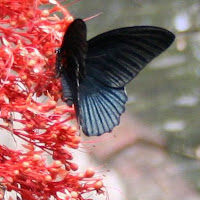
left=83, top=13, right=103, bottom=21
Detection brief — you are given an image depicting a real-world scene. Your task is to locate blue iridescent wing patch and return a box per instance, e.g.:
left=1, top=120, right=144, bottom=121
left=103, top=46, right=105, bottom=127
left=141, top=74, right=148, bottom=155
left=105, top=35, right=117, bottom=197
left=79, top=77, right=127, bottom=136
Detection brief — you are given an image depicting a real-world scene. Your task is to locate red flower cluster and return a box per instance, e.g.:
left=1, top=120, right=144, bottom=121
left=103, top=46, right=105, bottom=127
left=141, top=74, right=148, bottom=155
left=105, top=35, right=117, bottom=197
left=0, top=145, right=103, bottom=200
left=0, top=0, right=104, bottom=199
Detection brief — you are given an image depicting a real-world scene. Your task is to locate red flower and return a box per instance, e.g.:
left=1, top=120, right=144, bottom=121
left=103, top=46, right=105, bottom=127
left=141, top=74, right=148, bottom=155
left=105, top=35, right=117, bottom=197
left=0, top=0, right=104, bottom=199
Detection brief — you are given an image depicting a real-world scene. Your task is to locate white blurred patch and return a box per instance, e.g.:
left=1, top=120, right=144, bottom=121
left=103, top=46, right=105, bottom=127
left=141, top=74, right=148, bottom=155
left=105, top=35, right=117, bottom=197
left=174, top=12, right=190, bottom=32
left=175, top=95, right=198, bottom=107
left=163, top=120, right=185, bottom=132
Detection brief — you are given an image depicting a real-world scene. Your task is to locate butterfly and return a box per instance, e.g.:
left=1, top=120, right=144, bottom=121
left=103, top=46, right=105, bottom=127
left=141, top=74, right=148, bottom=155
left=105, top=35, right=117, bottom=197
left=56, top=18, right=175, bottom=136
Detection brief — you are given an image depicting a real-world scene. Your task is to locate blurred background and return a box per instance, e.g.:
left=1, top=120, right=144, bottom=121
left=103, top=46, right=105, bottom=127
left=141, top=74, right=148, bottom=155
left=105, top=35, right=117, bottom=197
left=66, top=0, right=200, bottom=199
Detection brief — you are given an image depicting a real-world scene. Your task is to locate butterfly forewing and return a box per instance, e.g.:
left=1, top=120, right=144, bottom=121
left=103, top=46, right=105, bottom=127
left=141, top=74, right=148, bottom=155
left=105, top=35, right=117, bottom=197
left=85, top=26, right=175, bottom=88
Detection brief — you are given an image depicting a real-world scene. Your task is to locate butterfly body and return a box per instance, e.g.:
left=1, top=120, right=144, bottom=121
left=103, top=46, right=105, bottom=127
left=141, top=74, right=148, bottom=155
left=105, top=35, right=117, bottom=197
left=56, top=19, right=87, bottom=116
left=56, top=19, right=175, bottom=136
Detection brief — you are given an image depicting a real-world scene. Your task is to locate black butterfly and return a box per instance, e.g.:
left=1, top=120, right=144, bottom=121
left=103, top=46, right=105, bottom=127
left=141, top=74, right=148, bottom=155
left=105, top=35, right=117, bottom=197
left=56, top=18, right=175, bottom=136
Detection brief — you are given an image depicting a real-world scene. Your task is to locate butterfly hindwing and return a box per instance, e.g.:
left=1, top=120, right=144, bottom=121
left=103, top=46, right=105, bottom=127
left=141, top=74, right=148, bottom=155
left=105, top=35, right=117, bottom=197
left=85, top=26, right=175, bottom=88
left=79, top=78, right=127, bottom=136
